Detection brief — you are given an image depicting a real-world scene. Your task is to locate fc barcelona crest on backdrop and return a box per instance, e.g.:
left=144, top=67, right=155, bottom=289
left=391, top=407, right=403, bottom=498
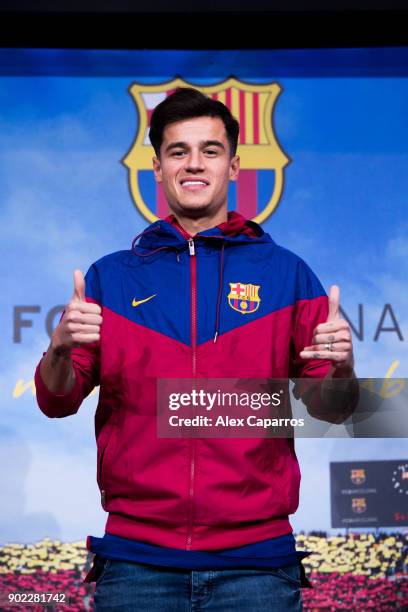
left=122, top=77, right=290, bottom=225
left=350, top=469, right=366, bottom=486
left=228, top=282, right=261, bottom=315
left=351, top=498, right=367, bottom=514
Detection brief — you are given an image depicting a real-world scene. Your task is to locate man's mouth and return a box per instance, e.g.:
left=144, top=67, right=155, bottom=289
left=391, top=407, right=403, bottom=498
left=180, top=179, right=209, bottom=191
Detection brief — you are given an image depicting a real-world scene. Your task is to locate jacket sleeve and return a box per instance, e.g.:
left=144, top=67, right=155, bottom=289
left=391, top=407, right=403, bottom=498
left=290, top=258, right=332, bottom=385
left=34, top=264, right=101, bottom=418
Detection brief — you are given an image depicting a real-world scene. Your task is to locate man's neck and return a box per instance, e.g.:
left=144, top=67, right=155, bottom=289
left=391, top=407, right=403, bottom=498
left=171, top=209, right=228, bottom=237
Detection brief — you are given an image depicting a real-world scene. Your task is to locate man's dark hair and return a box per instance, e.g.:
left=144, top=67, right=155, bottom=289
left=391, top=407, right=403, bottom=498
left=149, top=87, right=240, bottom=158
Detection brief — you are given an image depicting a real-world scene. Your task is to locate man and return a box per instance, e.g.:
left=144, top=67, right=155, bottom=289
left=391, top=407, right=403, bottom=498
left=35, top=88, right=356, bottom=610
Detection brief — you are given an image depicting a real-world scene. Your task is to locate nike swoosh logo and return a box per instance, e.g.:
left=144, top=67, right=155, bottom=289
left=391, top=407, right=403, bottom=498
left=132, top=294, right=157, bottom=307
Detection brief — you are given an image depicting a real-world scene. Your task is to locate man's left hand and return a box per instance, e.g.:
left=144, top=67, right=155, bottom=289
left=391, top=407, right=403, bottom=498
left=299, top=285, right=354, bottom=371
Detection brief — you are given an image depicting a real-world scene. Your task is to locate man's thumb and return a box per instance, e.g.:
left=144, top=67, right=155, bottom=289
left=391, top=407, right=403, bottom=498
left=327, top=284, right=340, bottom=322
left=72, top=269, right=85, bottom=302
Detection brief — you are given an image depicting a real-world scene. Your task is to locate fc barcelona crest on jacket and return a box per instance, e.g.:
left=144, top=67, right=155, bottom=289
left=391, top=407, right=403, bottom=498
left=123, top=77, right=290, bottom=225
left=228, top=282, right=261, bottom=314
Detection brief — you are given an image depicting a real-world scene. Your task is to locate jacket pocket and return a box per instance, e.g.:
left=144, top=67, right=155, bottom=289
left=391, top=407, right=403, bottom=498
left=96, top=417, right=118, bottom=499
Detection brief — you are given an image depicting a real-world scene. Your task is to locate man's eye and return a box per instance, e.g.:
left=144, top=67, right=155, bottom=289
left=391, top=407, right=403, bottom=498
left=172, top=151, right=185, bottom=156
left=205, top=150, right=217, bottom=155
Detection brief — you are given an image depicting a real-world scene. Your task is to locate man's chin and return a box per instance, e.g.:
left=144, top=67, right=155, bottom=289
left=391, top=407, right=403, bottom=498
left=172, top=201, right=213, bottom=218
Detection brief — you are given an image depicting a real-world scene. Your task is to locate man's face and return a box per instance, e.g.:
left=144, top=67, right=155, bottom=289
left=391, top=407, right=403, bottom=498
left=152, top=116, right=240, bottom=219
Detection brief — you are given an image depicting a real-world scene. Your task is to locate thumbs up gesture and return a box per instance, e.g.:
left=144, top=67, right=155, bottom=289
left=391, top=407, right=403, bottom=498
left=299, top=285, right=354, bottom=370
left=51, top=269, right=103, bottom=352
left=72, top=269, right=86, bottom=302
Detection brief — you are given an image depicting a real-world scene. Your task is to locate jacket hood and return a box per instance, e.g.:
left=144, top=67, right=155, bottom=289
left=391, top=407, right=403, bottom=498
left=132, top=211, right=274, bottom=254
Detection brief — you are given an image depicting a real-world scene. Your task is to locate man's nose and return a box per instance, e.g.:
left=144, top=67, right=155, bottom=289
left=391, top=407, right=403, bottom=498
left=185, top=150, right=205, bottom=171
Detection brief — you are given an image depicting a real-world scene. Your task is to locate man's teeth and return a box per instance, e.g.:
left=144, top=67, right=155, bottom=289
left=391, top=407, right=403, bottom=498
left=182, top=181, right=207, bottom=186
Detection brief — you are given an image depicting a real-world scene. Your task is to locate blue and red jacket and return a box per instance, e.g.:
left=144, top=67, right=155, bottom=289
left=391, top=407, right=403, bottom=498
left=35, top=211, right=331, bottom=551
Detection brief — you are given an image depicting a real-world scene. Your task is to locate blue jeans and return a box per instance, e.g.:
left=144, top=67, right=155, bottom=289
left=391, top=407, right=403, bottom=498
left=92, top=555, right=303, bottom=611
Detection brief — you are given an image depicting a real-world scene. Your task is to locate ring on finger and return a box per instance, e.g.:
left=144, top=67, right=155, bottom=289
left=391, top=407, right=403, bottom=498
left=324, top=342, right=334, bottom=352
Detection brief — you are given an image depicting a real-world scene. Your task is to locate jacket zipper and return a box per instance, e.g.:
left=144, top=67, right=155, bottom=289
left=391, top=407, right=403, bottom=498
left=188, top=238, right=197, bottom=377
left=187, top=237, right=196, bottom=550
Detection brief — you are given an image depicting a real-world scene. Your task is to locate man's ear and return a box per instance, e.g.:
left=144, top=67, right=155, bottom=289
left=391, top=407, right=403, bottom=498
left=229, top=155, right=240, bottom=182
left=152, top=156, right=162, bottom=183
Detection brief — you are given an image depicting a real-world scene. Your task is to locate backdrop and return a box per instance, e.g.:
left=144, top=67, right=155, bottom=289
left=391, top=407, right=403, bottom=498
left=1, top=48, right=407, bottom=544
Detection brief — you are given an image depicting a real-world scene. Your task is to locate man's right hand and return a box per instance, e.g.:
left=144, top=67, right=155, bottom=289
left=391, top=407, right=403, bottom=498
left=51, top=269, right=103, bottom=352
left=39, top=269, right=102, bottom=395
